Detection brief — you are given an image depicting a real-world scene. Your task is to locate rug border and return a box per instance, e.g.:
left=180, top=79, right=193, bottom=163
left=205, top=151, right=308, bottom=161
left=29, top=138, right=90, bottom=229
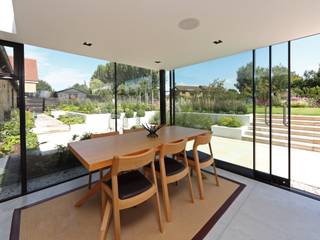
left=10, top=175, right=245, bottom=240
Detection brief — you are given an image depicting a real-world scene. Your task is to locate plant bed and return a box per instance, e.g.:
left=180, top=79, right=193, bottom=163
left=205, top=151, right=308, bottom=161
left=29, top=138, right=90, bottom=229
left=58, top=114, right=85, bottom=125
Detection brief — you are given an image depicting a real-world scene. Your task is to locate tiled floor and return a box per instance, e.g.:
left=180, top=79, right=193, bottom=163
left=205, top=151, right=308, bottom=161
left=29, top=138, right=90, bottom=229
left=1, top=169, right=319, bottom=240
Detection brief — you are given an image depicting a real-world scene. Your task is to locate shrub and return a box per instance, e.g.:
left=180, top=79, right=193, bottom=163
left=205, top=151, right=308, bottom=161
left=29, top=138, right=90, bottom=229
left=0, top=110, right=38, bottom=156
left=217, top=116, right=242, bottom=128
left=58, top=114, right=85, bottom=125
left=175, top=113, right=213, bottom=130
left=136, top=109, right=145, bottom=117
left=124, top=108, right=134, bottom=118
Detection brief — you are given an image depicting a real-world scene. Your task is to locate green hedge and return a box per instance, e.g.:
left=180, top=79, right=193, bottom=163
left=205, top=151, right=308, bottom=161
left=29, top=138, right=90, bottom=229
left=175, top=113, right=213, bottom=130
left=58, top=114, right=85, bottom=125
left=217, top=116, right=242, bottom=127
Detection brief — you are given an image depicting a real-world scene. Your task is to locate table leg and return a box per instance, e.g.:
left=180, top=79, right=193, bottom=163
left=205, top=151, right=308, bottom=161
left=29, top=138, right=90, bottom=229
left=75, top=181, right=101, bottom=207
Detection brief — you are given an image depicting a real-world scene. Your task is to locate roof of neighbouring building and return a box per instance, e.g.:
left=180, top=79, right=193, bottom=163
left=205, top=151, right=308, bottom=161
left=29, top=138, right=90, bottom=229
left=9, top=56, right=39, bottom=82
left=56, top=87, right=88, bottom=94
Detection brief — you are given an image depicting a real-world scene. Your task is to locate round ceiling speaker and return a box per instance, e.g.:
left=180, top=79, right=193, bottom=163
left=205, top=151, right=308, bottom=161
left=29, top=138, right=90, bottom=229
left=178, top=18, right=200, bottom=30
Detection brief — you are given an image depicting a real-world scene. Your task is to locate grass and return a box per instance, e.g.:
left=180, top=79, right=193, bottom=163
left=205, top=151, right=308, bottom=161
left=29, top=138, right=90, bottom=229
left=247, top=106, right=320, bottom=116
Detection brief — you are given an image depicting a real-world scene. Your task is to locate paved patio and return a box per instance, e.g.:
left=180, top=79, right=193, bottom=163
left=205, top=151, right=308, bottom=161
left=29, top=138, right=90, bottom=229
left=190, top=137, right=320, bottom=195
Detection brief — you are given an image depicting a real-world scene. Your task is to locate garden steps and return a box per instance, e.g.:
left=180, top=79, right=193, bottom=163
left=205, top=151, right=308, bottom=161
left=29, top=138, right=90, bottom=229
left=242, top=135, right=320, bottom=152
left=243, top=115, right=320, bottom=151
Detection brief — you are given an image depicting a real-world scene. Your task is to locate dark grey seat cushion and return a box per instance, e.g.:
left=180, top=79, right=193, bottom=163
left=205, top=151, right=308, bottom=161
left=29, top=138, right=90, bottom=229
left=154, top=157, right=185, bottom=176
left=105, top=170, right=152, bottom=200
left=186, top=150, right=211, bottom=163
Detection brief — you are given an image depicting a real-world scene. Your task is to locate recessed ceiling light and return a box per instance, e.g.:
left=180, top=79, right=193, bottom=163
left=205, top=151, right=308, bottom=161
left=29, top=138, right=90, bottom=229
left=83, top=42, right=92, bottom=46
left=213, top=40, right=223, bottom=45
left=178, top=18, right=200, bottom=30
left=155, top=60, right=161, bottom=64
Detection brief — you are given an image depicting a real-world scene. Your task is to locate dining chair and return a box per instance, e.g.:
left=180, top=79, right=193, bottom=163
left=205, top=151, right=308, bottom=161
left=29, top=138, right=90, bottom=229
left=100, top=148, right=163, bottom=240
left=152, top=138, right=194, bottom=222
left=122, top=128, right=144, bottom=134
left=185, top=132, right=219, bottom=200
left=87, top=131, right=119, bottom=189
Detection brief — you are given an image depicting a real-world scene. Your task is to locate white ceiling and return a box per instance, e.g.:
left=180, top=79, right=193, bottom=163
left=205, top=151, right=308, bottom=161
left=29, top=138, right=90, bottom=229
left=0, top=0, right=320, bottom=70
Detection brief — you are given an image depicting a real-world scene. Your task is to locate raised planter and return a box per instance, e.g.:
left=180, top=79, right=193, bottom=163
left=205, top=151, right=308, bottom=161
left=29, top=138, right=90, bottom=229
left=179, top=112, right=252, bottom=126
left=211, top=125, right=246, bottom=140
left=123, top=117, right=138, bottom=129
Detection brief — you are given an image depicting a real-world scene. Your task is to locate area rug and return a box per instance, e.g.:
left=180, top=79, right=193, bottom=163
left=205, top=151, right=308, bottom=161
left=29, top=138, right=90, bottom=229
left=10, top=174, right=245, bottom=240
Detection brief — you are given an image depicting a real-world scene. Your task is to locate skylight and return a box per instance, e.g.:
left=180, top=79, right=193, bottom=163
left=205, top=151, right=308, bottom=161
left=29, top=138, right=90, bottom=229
left=0, top=0, right=16, bottom=33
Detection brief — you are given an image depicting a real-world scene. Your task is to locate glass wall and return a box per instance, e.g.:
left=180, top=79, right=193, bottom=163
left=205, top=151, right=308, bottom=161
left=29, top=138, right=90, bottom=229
left=0, top=45, right=21, bottom=200
left=24, top=45, right=109, bottom=191
left=255, top=47, right=270, bottom=173
left=291, top=35, right=320, bottom=195
left=116, top=63, right=160, bottom=132
left=175, top=51, right=253, bottom=169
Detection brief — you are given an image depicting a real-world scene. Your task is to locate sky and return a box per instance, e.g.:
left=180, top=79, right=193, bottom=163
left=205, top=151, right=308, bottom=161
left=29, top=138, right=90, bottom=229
left=176, top=34, right=320, bottom=89
left=4, top=34, right=320, bottom=91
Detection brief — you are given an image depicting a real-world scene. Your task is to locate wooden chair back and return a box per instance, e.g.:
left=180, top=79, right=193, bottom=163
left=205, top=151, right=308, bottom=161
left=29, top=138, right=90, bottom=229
left=123, top=128, right=144, bottom=134
left=113, top=148, right=155, bottom=174
left=193, top=132, right=212, bottom=147
left=91, top=131, right=119, bottom=139
left=160, top=138, right=187, bottom=156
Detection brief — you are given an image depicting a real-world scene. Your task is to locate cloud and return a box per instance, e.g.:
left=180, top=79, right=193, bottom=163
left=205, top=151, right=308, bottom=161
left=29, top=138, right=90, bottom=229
left=43, top=68, right=89, bottom=91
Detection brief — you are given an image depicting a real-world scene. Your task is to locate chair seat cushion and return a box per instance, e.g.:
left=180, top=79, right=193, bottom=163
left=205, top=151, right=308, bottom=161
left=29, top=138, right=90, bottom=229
left=105, top=170, right=152, bottom=200
left=186, top=150, right=212, bottom=163
left=154, top=157, right=185, bottom=176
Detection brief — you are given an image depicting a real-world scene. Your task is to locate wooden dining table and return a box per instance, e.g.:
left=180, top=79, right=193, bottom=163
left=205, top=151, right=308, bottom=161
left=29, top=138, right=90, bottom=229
left=68, top=126, right=209, bottom=207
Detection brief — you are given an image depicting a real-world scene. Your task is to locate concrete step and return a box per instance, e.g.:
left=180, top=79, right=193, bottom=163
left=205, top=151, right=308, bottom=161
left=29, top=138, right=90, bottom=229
left=255, top=119, right=320, bottom=126
left=249, top=126, right=320, bottom=137
left=244, top=130, right=320, bottom=144
left=255, top=122, right=320, bottom=131
left=242, top=135, right=320, bottom=152
left=256, top=114, right=320, bottom=121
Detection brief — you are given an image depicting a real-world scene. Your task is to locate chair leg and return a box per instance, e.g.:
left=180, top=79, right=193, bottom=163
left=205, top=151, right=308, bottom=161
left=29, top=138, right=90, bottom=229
left=194, top=161, right=205, bottom=200
left=153, top=192, right=164, bottom=233
left=101, top=187, right=107, bottom=219
left=161, top=178, right=172, bottom=222
left=113, top=202, right=121, bottom=240
left=100, top=200, right=112, bottom=240
left=212, top=162, right=220, bottom=186
left=88, top=173, right=92, bottom=189
left=186, top=170, right=195, bottom=203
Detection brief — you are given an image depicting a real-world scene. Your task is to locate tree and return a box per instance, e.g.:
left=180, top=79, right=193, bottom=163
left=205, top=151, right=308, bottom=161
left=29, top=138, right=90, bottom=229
left=89, top=78, right=105, bottom=94
left=72, top=83, right=90, bottom=94
left=36, top=80, right=53, bottom=92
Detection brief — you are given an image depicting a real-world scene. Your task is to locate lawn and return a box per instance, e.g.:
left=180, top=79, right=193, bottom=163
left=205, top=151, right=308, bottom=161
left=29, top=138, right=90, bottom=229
left=248, top=106, right=320, bottom=116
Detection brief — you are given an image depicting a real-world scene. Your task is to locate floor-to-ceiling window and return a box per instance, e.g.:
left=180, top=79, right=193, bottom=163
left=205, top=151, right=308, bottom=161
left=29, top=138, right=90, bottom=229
left=24, top=45, right=110, bottom=192
left=115, top=63, right=160, bottom=132
left=0, top=41, right=161, bottom=201
left=175, top=51, right=253, bottom=169
left=291, top=35, right=320, bottom=195
left=0, top=44, right=21, bottom=200
left=173, top=35, right=320, bottom=196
